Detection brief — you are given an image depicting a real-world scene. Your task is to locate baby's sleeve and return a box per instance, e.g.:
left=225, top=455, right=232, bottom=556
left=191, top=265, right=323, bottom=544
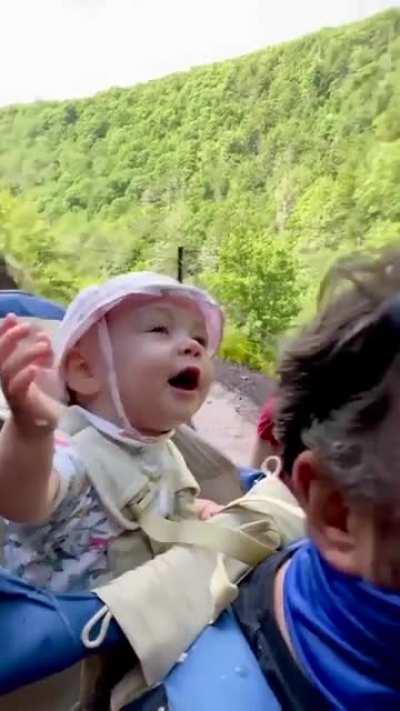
left=50, top=435, right=89, bottom=515
left=3, top=438, right=96, bottom=589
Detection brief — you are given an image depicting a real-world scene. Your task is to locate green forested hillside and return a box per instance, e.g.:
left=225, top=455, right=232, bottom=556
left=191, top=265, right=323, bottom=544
left=0, top=9, right=399, bottom=369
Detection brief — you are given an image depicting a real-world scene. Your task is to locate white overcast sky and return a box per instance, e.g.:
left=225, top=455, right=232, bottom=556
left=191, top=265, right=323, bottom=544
left=0, top=0, right=398, bottom=106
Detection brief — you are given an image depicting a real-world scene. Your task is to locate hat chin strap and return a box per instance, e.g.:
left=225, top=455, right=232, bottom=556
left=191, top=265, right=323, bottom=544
left=97, top=318, right=170, bottom=444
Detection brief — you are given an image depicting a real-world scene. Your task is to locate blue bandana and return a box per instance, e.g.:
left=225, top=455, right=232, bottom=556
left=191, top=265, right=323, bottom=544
left=284, top=541, right=400, bottom=710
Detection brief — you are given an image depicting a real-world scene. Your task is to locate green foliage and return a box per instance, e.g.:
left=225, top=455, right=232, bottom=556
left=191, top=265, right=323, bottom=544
left=219, top=323, right=275, bottom=375
left=0, top=191, right=80, bottom=301
left=0, top=10, right=399, bottom=368
left=203, top=227, right=300, bottom=347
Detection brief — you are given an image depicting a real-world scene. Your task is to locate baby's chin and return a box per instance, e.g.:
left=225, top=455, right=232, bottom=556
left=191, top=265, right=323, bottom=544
left=133, top=415, right=191, bottom=436
left=126, top=397, right=200, bottom=435
left=134, top=424, right=173, bottom=437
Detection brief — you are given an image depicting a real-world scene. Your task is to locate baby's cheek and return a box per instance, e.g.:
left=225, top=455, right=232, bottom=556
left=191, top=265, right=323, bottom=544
left=202, top=357, right=214, bottom=390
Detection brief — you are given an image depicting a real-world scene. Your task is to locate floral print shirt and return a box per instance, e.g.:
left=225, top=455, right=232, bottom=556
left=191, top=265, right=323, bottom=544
left=3, top=436, right=122, bottom=592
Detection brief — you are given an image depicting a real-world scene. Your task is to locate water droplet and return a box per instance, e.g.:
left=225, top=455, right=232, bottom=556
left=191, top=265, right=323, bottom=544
left=178, top=652, right=188, bottom=663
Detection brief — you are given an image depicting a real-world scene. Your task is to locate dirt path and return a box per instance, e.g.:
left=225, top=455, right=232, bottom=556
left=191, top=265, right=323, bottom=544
left=193, top=360, right=275, bottom=467
left=214, top=359, right=274, bottom=408
left=193, top=382, right=258, bottom=466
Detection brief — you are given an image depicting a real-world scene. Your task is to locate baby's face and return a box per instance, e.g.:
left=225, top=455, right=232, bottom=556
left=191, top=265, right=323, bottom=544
left=105, top=296, right=214, bottom=434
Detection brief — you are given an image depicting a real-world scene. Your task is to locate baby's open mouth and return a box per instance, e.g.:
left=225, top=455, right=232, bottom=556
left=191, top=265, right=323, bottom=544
left=168, top=367, right=200, bottom=391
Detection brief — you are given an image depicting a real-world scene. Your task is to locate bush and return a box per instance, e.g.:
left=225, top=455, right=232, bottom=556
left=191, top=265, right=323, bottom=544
left=219, top=323, right=276, bottom=375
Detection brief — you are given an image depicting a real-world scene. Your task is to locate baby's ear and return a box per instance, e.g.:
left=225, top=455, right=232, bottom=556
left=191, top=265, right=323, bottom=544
left=64, top=348, right=100, bottom=397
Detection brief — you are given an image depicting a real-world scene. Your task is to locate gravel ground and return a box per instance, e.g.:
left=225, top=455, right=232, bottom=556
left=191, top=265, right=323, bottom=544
left=214, top=358, right=275, bottom=407
left=193, top=359, right=276, bottom=473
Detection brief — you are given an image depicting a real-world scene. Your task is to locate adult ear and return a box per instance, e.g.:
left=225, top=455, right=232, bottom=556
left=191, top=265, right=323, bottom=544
left=292, top=450, right=361, bottom=576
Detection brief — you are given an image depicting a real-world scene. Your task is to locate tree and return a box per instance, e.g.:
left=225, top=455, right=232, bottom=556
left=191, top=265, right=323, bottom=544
left=0, top=9, right=398, bottom=368
left=204, top=227, right=300, bottom=347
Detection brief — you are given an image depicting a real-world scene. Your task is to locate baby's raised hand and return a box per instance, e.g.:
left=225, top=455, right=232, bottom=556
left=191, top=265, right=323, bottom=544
left=0, top=314, right=59, bottom=432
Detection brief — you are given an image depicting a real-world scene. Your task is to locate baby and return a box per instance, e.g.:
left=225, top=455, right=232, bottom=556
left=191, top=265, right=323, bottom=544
left=0, top=272, right=224, bottom=591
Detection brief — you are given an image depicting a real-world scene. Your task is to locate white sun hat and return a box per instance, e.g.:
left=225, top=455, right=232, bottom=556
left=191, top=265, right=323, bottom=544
left=53, top=272, right=224, bottom=439
left=54, top=272, right=223, bottom=366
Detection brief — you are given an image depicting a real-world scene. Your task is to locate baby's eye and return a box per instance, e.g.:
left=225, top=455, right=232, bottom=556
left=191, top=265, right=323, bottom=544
left=148, top=325, right=169, bottom=334
left=194, top=335, right=208, bottom=347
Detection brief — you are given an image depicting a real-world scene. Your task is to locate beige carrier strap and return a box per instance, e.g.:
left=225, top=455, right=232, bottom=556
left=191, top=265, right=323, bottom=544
left=92, top=546, right=244, bottom=694
left=134, top=507, right=279, bottom=566
left=224, top=492, right=303, bottom=518
left=62, top=408, right=200, bottom=531
left=81, top=475, right=305, bottom=709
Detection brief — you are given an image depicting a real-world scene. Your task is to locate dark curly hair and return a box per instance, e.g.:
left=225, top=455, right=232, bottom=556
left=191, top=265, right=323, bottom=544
left=276, top=247, right=400, bottom=491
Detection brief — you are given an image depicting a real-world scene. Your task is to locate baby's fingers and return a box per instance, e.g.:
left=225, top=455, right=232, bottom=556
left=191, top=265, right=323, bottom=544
left=0, top=318, right=31, bottom=365
left=7, top=364, right=37, bottom=401
left=0, top=313, right=18, bottom=336
left=1, top=339, right=52, bottom=387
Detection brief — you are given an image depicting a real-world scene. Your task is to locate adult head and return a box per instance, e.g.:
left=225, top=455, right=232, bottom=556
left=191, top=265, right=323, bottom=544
left=277, top=247, right=400, bottom=587
left=232, top=249, right=400, bottom=711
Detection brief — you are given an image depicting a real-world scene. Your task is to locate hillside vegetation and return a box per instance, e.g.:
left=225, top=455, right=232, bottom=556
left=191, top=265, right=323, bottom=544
left=0, top=9, right=399, bottom=369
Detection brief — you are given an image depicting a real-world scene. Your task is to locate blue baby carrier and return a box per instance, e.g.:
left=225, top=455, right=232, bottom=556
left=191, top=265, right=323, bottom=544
left=0, top=290, right=65, bottom=320
left=0, top=570, right=113, bottom=695
left=127, top=608, right=280, bottom=710
left=0, top=568, right=280, bottom=708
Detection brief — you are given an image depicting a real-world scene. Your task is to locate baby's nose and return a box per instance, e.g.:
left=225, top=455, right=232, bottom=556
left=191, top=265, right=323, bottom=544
left=179, top=336, right=202, bottom=357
